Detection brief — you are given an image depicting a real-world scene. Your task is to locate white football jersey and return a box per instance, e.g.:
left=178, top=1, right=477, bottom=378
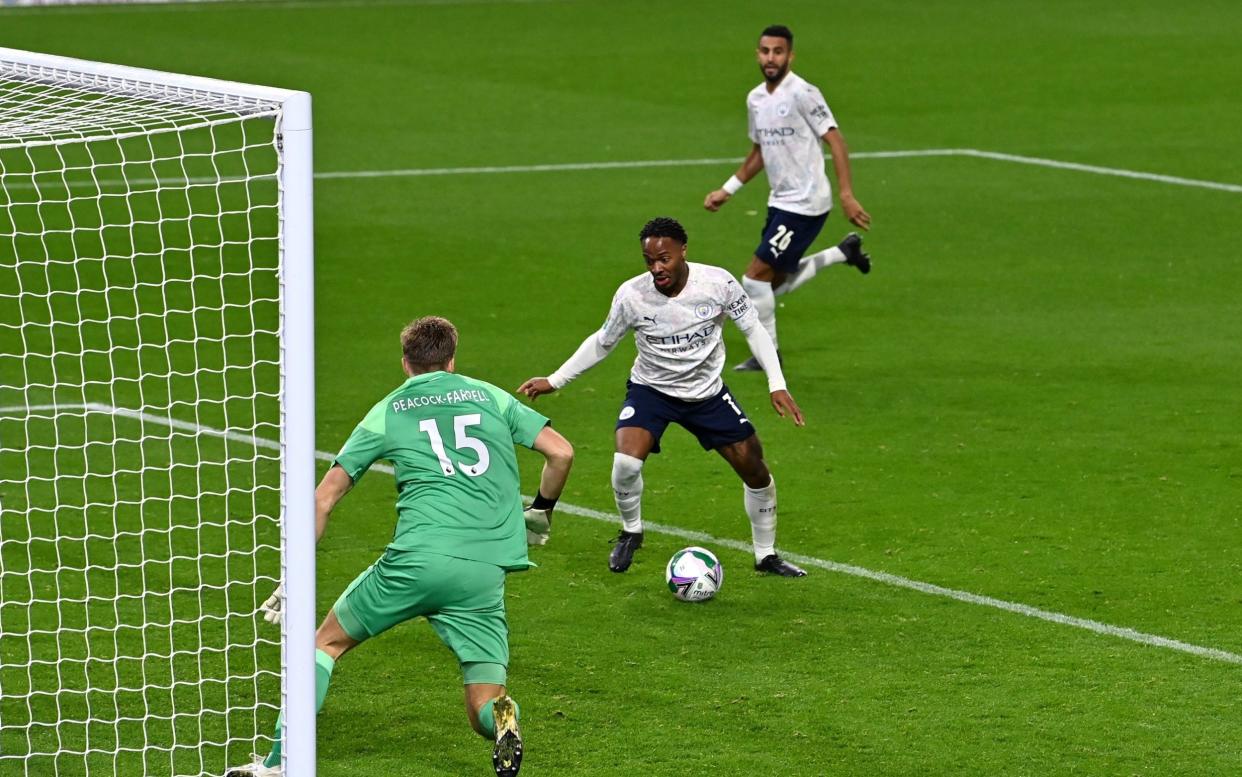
left=747, top=71, right=838, bottom=216
left=598, top=262, right=759, bottom=401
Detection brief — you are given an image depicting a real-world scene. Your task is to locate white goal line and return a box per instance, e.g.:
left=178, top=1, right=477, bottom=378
left=4, top=401, right=1238, bottom=667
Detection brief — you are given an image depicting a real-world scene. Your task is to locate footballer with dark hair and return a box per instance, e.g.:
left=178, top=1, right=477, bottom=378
left=518, top=217, right=808, bottom=578
left=705, top=24, right=873, bottom=371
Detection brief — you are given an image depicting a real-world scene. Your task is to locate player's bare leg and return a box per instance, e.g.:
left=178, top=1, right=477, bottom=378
left=776, top=233, right=871, bottom=300
left=609, top=426, right=655, bottom=572
left=466, top=683, right=523, bottom=776
left=315, top=609, right=360, bottom=660
left=735, top=258, right=786, bottom=371
left=716, top=436, right=807, bottom=577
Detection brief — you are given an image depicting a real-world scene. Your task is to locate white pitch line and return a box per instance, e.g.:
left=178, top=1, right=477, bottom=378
left=0, top=150, right=945, bottom=191
left=7, top=148, right=1239, bottom=194
left=314, top=157, right=744, bottom=180
left=312, top=149, right=967, bottom=180
left=315, top=148, right=1241, bottom=193
left=3, top=401, right=1239, bottom=666
left=955, top=148, right=1242, bottom=194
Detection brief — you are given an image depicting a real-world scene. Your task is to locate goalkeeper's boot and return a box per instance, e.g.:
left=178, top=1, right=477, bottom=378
left=492, top=695, right=523, bottom=776
left=755, top=553, right=808, bottom=577
left=608, top=530, right=643, bottom=572
left=223, top=755, right=282, bottom=777
left=732, top=349, right=782, bottom=372
left=839, top=232, right=871, bottom=275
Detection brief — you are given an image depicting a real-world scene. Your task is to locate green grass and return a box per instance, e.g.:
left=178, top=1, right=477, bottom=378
left=2, top=0, right=1241, bottom=775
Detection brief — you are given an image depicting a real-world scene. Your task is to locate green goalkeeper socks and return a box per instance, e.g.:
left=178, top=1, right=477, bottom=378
left=477, top=697, right=520, bottom=739
left=263, top=649, right=336, bottom=768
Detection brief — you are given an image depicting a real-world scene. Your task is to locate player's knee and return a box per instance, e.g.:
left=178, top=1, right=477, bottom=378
left=314, top=612, right=360, bottom=660
left=742, top=464, right=772, bottom=490
left=744, top=435, right=766, bottom=463
left=314, top=632, right=353, bottom=661
left=733, top=454, right=769, bottom=488
left=722, top=438, right=768, bottom=487
left=611, top=452, right=644, bottom=491
left=745, top=257, right=775, bottom=282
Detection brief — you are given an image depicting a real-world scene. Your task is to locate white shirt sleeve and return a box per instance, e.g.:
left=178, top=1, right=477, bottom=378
left=724, top=274, right=786, bottom=392
left=742, top=324, right=787, bottom=393
left=747, top=96, right=759, bottom=144
left=547, top=332, right=614, bottom=389
left=799, top=84, right=838, bottom=137
left=723, top=276, right=759, bottom=333
left=596, top=286, right=631, bottom=349
left=547, top=286, right=629, bottom=389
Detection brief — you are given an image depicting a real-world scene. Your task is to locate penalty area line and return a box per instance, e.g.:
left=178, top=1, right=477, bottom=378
left=3, top=401, right=1239, bottom=666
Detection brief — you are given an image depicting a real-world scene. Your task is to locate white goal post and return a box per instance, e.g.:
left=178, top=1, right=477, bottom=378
left=0, top=48, right=315, bottom=776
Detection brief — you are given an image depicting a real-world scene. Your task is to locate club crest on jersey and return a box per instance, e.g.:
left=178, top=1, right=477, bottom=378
left=776, top=102, right=791, bottom=117
left=694, top=303, right=714, bottom=320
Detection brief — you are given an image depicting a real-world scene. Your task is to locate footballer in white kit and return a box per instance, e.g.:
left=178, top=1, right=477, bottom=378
left=704, top=24, right=873, bottom=372
left=518, top=217, right=809, bottom=578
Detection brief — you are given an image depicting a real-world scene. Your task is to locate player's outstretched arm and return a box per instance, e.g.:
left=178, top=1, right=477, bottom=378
left=518, top=330, right=616, bottom=400
left=524, top=426, right=574, bottom=545
left=823, top=128, right=871, bottom=230
left=705, top=144, right=764, bottom=212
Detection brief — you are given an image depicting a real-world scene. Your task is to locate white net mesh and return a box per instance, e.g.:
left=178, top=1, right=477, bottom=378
left=0, top=57, right=286, bottom=776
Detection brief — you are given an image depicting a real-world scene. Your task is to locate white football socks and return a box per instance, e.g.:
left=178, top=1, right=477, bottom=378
left=775, top=246, right=846, bottom=297
left=611, top=452, right=645, bottom=533
left=741, top=275, right=778, bottom=347
left=744, top=475, right=778, bottom=562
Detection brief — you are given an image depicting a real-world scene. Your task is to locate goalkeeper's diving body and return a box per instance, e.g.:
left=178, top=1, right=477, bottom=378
left=518, top=217, right=808, bottom=578
left=227, top=316, right=574, bottom=777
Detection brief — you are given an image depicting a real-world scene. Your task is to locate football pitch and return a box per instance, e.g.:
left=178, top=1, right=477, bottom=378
left=3, top=0, right=1241, bottom=774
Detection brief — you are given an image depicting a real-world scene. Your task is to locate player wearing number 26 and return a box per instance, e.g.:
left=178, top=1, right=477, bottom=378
left=518, top=217, right=808, bottom=580
left=703, top=24, right=873, bottom=373
left=229, top=316, right=573, bottom=777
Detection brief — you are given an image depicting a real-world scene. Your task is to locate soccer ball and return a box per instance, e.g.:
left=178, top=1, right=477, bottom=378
left=665, top=546, right=723, bottom=602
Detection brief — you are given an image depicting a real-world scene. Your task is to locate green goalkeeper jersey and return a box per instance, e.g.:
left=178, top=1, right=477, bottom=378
left=333, top=371, right=550, bottom=571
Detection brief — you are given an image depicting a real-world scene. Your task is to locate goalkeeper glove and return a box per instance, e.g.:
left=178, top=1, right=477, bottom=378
left=260, top=583, right=284, bottom=625
left=524, top=505, right=552, bottom=546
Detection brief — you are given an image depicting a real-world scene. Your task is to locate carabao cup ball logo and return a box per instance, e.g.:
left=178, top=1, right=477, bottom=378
left=665, top=546, right=724, bottom=602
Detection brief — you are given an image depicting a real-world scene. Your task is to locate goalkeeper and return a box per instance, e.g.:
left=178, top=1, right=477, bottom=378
left=228, top=316, right=574, bottom=777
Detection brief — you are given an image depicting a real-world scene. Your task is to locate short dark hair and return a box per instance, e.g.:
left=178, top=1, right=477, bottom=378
left=760, top=24, right=793, bottom=47
left=638, top=217, right=688, bottom=245
left=401, top=316, right=457, bottom=371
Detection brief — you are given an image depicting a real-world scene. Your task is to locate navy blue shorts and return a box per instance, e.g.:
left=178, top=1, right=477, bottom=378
left=615, top=381, right=755, bottom=454
left=752, top=206, right=830, bottom=274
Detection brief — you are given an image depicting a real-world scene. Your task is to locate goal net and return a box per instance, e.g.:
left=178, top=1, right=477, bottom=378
left=0, top=49, right=315, bottom=776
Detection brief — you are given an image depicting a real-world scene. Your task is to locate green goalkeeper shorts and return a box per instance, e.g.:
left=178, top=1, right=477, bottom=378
left=332, top=549, right=509, bottom=685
